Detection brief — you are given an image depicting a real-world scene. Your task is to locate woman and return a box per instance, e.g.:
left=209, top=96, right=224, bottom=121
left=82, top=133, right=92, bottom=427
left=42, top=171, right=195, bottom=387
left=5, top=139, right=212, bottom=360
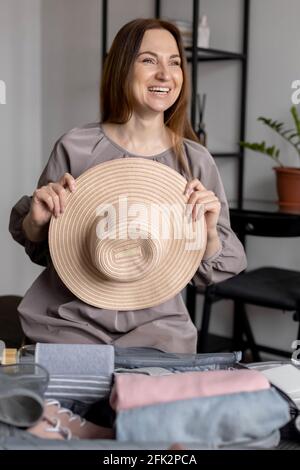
left=9, top=18, right=247, bottom=353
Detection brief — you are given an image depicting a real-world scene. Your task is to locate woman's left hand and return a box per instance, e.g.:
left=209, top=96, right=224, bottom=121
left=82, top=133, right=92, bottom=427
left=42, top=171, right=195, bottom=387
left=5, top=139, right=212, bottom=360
left=184, top=178, right=221, bottom=258
left=185, top=179, right=220, bottom=231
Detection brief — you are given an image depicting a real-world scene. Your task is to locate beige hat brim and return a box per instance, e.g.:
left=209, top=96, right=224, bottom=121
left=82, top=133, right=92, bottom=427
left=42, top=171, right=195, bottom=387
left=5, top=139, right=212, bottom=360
left=49, top=158, right=207, bottom=310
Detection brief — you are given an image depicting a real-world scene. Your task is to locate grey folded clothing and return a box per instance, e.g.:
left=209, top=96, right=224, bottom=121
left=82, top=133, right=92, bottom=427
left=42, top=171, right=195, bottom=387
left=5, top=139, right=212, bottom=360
left=0, top=364, right=48, bottom=428
left=116, top=388, right=291, bottom=447
left=35, top=343, right=114, bottom=376
left=114, top=347, right=241, bottom=370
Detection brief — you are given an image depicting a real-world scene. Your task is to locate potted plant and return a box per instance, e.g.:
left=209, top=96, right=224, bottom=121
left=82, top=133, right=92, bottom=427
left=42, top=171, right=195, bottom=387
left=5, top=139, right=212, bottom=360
left=241, top=105, right=300, bottom=207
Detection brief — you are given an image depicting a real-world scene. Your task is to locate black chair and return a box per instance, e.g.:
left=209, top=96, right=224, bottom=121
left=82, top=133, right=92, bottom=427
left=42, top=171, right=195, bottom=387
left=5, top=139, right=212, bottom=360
left=0, top=295, right=25, bottom=348
left=189, top=204, right=300, bottom=361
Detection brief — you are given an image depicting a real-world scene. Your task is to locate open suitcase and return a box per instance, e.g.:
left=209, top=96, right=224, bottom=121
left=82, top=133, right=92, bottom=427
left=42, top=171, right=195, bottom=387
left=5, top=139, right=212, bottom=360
left=0, top=346, right=299, bottom=450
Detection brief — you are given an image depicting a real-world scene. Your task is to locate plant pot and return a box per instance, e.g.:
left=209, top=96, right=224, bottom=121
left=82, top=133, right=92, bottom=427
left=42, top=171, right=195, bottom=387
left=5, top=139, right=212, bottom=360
left=273, top=167, right=300, bottom=209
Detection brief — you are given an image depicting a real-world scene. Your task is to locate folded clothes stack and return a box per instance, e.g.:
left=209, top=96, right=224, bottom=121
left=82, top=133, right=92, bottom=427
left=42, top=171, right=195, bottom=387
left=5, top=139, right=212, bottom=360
left=111, top=367, right=291, bottom=448
left=0, top=346, right=295, bottom=449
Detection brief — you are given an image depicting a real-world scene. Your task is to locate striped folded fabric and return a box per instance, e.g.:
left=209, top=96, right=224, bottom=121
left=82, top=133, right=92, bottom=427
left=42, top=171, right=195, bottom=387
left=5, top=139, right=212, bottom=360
left=44, top=375, right=112, bottom=404
left=34, top=344, right=114, bottom=406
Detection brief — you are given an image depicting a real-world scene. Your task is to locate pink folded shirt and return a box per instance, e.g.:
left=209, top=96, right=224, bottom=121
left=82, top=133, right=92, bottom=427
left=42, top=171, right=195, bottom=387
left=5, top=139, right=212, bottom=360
left=110, top=369, right=270, bottom=411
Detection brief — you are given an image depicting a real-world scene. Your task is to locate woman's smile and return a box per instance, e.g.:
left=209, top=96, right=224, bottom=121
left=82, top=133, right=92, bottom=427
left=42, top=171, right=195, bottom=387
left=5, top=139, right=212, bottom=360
left=147, top=86, right=171, bottom=96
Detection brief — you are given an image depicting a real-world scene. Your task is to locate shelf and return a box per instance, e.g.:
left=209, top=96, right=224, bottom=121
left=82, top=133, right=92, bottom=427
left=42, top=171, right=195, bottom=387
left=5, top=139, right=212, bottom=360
left=101, top=0, right=250, bottom=208
left=185, top=46, right=246, bottom=62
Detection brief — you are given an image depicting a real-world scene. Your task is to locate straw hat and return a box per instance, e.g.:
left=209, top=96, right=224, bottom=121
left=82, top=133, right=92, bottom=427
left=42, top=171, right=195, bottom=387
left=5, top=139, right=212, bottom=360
left=49, top=158, right=207, bottom=310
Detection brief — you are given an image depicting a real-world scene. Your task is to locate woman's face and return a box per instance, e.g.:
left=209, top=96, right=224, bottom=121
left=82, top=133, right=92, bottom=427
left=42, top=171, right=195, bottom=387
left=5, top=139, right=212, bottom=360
left=131, top=28, right=183, bottom=117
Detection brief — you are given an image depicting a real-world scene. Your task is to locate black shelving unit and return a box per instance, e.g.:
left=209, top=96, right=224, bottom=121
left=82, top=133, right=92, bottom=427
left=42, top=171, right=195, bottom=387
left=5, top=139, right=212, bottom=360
left=154, top=0, right=250, bottom=329
left=185, top=47, right=246, bottom=62
left=155, top=0, right=250, bottom=208
left=100, top=1, right=250, bottom=349
left=101, top=0, right=108, bottom=68
left=100, top=0, right=250, bottom=207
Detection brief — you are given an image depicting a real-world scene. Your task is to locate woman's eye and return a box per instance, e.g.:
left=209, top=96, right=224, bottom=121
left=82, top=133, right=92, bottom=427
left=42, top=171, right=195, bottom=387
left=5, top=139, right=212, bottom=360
left=140, top=58, right=181, bottom=66
left=142, top=58, right=155, bottom=64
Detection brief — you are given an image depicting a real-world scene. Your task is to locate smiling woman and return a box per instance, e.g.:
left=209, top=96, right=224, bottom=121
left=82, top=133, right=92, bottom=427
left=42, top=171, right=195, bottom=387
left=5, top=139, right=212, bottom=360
left=9, top=18, right=246, bottom=353
left=100, top=19, right=193, bottom=173
left=101, top=28, right=184, bottom=159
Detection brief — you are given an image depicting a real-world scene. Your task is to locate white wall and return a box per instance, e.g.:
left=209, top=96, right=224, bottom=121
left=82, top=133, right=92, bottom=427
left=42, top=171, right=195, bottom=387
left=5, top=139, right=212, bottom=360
left=0, top=0, right=43, bottom=294
left=40, top=0, right=101, bottom=157
left=1, top=0, right=299, bottom=353
left=193, top=0, right=300, bottom=354
left=242, top=0, right=300, bottom=353
left=0, top=0, right=100, bottom=295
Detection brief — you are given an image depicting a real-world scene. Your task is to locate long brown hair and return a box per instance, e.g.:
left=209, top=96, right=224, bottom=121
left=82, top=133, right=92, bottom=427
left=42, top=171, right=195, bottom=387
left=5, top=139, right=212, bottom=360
left=100, top=18, right=199, bottom=177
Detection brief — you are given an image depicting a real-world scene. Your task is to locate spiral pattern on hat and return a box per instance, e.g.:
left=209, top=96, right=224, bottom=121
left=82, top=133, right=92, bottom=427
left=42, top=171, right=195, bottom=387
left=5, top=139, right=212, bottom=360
left=49, top=158, right=206, bottom=310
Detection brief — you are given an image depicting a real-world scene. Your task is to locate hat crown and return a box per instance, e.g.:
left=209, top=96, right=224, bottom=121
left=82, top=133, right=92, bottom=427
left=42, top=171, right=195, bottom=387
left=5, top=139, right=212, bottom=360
left=89, top=210, right=165, bottom=283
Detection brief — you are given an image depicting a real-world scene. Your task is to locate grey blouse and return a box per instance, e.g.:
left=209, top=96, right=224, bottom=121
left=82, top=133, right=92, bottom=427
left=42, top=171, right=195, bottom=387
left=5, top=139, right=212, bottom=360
left=9, top=123, right=247, bottom=353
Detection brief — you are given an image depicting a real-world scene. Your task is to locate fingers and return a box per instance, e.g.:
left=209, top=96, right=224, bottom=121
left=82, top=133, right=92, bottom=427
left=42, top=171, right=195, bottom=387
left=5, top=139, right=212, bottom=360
left=32, top=187, right=55, bottom=214
left=184, top=178, right=205, bottom=197
left=188, top=190, right=216, bottom=206
left=35, top=173, right=76, bottom=217
left=185, top=186, right=220, bottom=222
left=48, top=183, right=66, bottom=216
left=193, top=199, right=220, bottom=222
left=33, top=183, right=67, bottom=218
left=30, top=173, right=76, bottom=227
left=59, top=172, right=76, bottom=192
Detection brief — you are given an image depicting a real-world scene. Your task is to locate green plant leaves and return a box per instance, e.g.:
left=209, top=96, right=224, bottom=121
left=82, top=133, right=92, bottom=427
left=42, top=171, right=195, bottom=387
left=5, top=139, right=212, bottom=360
left=258, top=117, right=284, bottom=133
left=257, top=109, right=300, bottom=159
left=240, top=106, right=300, bottom=165
left=240, top=140, right=283, bottom=166
left=291, top=105, right=300, bottom=135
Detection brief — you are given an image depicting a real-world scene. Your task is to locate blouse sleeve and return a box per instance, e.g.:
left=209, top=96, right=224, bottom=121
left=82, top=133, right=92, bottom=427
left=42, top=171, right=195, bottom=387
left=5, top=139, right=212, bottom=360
left=186, top=142, right=247, bottom=287
left=9, top=138, right=70, bottom=267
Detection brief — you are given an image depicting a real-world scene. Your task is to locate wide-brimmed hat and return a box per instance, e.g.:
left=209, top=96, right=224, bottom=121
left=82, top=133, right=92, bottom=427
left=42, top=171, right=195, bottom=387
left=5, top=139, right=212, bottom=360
left=49, top=158, right=207, bottom=310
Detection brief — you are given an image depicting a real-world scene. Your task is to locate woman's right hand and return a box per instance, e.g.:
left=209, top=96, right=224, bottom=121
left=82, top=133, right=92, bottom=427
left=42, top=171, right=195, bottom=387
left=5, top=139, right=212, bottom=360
left=23, top=173, right=76, bottom=242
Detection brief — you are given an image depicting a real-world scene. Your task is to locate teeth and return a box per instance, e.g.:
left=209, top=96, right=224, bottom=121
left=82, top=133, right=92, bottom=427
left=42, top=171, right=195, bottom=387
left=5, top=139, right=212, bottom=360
left=148, top=87, right=170, bottom=92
